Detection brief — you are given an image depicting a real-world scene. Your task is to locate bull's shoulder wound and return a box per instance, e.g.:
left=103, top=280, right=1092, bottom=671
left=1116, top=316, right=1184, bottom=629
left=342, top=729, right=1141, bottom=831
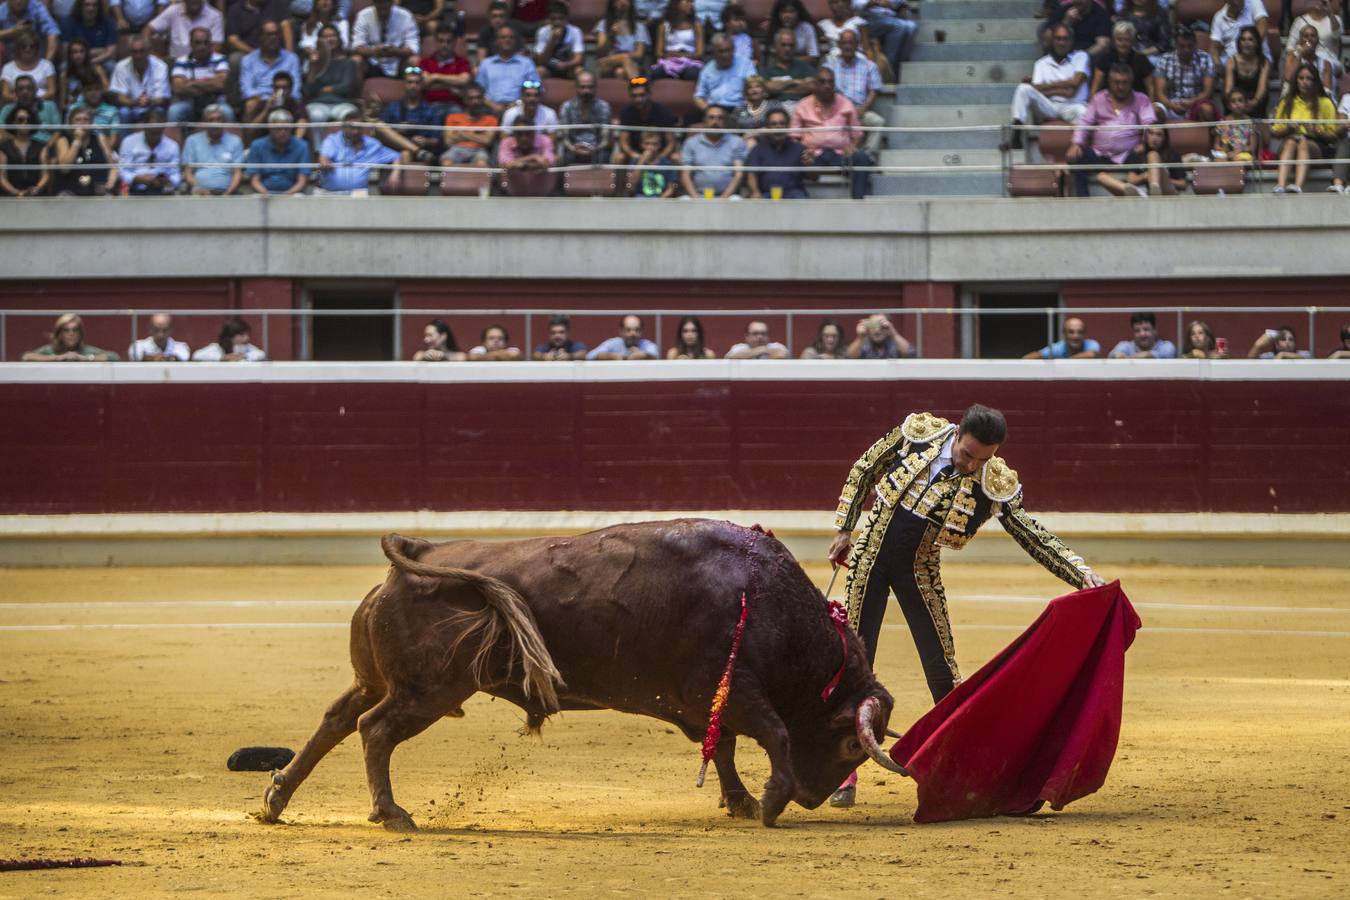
left=979, top=456, right=1022, bottom=502
left=900, top=411, right=953, bottom=444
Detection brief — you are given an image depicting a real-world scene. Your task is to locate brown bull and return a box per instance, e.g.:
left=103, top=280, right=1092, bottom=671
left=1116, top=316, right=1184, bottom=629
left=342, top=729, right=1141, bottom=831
left=258, top=519, right=903, bottom=829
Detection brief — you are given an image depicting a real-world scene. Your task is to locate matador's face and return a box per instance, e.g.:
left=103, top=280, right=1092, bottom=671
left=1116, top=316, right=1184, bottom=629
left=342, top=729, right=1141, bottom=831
left=952, top=431, right=999, bottom=476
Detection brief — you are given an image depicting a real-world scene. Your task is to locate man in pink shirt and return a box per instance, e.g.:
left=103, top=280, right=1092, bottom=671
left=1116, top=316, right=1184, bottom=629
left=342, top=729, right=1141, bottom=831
left=790, top=67, right=873, bottom=198
left=1066, top=62, right=1156, bottom=197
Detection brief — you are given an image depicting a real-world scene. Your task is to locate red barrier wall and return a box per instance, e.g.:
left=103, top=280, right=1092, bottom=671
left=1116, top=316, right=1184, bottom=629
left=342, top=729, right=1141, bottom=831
left=2, top=377, right=1343, bottom=515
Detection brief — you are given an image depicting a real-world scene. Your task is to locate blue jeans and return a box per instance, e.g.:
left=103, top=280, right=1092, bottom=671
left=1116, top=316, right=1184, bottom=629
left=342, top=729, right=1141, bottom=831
left=865, top=8, right=917, bottom=76
left=813, top=148, right=873, bottom=199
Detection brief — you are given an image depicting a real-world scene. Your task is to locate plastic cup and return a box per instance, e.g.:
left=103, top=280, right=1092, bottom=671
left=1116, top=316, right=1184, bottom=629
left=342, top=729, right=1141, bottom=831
left=770, top=185, right=783, bottom=200
left=703, top=187, right=715, bottom=199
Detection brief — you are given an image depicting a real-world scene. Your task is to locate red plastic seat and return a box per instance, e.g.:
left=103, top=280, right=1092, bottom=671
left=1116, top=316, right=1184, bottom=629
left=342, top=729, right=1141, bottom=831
left=1169, top=121, right=1212, bottom=158
left=651, top=79, right=696, bottom=118
left=568, top=0, right=607, bottom=32
left=596, top=77, right=629, bottom=111
left=562, top=169, right=619, bottom=195
left=1036, top=119, right=1073, bottom=163
left=1008, top=166, right=1063, bottom=197
left=541, top=77, right=578, bottom=107
left=1191, top=163, right=1246, bottom=194
left=440, top=167, right=494, bottom=195
left=361, top=77, right=404, bottom=105
left=382, top=167, right=430, bottom=195
left=503, top=168, right=558, bottom=196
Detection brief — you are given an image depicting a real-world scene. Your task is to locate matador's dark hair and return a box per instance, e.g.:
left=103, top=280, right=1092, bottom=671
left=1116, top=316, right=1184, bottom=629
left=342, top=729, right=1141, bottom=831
left=960, top=404, right=1007, bottom=445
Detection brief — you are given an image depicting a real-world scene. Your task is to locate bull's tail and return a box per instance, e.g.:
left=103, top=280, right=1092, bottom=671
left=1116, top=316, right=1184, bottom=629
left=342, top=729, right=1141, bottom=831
left=381, top=533, right=562, bottom=716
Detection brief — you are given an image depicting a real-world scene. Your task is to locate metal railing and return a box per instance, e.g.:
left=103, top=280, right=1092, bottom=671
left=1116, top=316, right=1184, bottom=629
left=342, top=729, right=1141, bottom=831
left=4, top=305, right=1348, bottom=361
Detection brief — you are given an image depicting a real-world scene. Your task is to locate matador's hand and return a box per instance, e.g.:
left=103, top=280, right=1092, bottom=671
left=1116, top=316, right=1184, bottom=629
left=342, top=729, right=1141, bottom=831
left=828, top=531, right=854, bottom=567
left=1083, top=571, right=1106, bottom=588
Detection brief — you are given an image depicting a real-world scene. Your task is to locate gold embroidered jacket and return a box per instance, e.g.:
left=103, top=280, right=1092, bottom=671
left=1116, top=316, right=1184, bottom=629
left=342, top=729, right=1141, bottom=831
left=833, top=411, right=1092, bottom=588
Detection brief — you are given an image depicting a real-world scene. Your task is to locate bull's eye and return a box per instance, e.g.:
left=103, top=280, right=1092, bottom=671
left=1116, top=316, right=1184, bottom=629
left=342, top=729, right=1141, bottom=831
left=838, top=735, right=864, bottom=758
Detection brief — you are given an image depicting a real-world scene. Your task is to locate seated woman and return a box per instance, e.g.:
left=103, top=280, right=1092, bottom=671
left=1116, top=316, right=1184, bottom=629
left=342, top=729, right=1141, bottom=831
left=303, top=25, right=360, bottom=125
left=47, top=107, right=117, bottom=196
left=800, top=318, right=846, bottom=358
left=1271, top=63, right=1338, bottom=194
left=1223, top=26, right=1268, bottom=114
left=58, top=38, right=108, bottom=114
left=192, top=318, right=268, bottom=361
left=0, top=106, right=52, bottom=197
left=1118, top=125, right=1184, bottom=196
left=22, top=313, right=120, bottom=361
left=595, top=0, right=651, bottom=80
left=1282, top=25, right=1337, bottom=94
left=649, top=0, right=703, bottom=80
left=1180, top=319, right=1226, bottom=358
left=413, top=318, right=468, bottom=361
left=766, top=0, right=820, bottom=64
left=665, top=315, right=717, bottom=358
left=730, top=75, right=773, bottom=142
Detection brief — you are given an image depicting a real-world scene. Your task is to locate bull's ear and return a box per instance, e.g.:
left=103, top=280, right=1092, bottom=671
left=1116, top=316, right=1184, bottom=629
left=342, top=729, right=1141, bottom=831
left=828, top=704, right=857, bottom=732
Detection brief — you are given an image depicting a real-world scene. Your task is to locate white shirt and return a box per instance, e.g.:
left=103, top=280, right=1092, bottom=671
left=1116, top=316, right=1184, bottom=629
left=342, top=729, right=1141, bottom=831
left=1210, top=0, right=1269, bottom=63
left=925, top=433, right=956, bottom=486
left=351, top=5, right=418, bottom=76
left=725, top=341, right=789, bottom=358
left=129, top=335, right=191, bottom=361
left=110, top=55, right=172, bottom=103
left=191, top=342, right=267, bottom=361
left=468, top=344, right=522, bottom=357
left=298, top=18, right=349, bottom=52
left=1, top=58, right=55, bottom=97
left=1032, top=50, right=1091, bottom=104
left=501, top=103, right=560, bottom=130
left=533, top=22, right=584, bottom=59
left=819, top=16, right=868, bottom=54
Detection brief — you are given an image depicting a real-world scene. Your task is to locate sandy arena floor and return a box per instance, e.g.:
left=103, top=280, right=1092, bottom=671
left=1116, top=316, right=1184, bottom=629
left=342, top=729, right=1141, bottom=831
left=1, top=559, right=1347, bottom=897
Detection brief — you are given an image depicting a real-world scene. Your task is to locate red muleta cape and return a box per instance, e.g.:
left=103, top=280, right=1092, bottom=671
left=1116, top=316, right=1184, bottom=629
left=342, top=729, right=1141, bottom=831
left=890, top=581, right=1142, bottom=823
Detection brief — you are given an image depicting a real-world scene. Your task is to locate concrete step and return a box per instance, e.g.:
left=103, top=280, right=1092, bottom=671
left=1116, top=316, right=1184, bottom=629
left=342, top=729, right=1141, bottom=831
left=900, top=59, right=1033, bottom=84
left=892, top=82, right=1018, bottom=104
left=917, top=18, right=1035, bottom=41
left=888, top=103, right=1010, bottom=127
left=911, top=39, right=1042, bottom=61
left=894, top=129, right=1005, bottom=150
left=915, top=0, right=1043, bottom=19
left=880, top=148, right=1004, bottom=172
left=872, top=172, right=1007, bottom=196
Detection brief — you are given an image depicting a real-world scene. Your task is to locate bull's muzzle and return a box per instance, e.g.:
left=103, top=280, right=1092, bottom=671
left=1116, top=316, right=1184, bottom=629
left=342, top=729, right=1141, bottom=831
left=857, top=696, right=911, bottom=777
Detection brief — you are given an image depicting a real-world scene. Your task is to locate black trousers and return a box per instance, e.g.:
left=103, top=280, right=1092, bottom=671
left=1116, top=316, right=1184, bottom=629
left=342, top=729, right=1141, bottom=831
left=854, top=510, right=957, bottom=704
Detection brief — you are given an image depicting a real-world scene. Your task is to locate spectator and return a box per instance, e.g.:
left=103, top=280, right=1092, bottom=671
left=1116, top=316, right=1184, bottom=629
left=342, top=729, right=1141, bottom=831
left=383, top=68, right=445, bottom=160
left=1122, top=0, right=1169, bottom=59
left=800, top=317, right=846, bottom=358
left=119, top=108, right=180, bottom=194
left=628, top=129, right=677, bottom=196
left=1022, top=316, right=1101, bottom=359
left=1224, top=25, right=1269, bottom=113
left=587, top=314, right=658, bottom=359
left=694, top=34, right=755, bottom=118
left=497, top=124, right=554, bottom=176
left=767, top=0, right=820, bottom=62
left=558, top=70, right=615, bottom=165
left=819, top=0, right=867, bottom=58
left=1091, top=21, right=1153, bottom=96
left=129, top=313, right=190, bottom=361
left=476, top=1, right=523, bottom=65
left=1286, top=0, right=1341, bottom=63
left=1248, top=326, right=1311, bottom=359
left=1068, top=62, right=1156, bottom=197
left=469, top=324, right=524, bottom=360
left=721, top=3, right=753, bottom=67
left=60, top=0, right=119, bottom=70
left=302, top=23, right=358, bottom=124
left=226, top=0, right=293, bottom=56
left=245, top=70, right=306, bottom=137
left=22, top=313, right=118, bottom=361
left=478, top=26, right=537, bottom=115
left=1044, top=0, right=1110, bottom=59
left=825, top=29, right=883, bottom=154
left=1, top=75, right=59, bottom=142
left=181, top=104, right=242, bottom=194
left=68, top=79, right=118, bottom=135
left=0, top=0, right=59, bottom=61
left=169, top=27, right=230, bottom=125
left=726, top=320, right=789, bottom=358
left=1009, top=24, right=1089, bottom=149
left=650, top=0, right=703, bottom=81
left=1, top=28, right=55, bottom=103
left=501, top=77, right=559, bottom=133
left=1180, top=319, right=1225, bottom=358
left=665, top=314, right=716, bottom=358
left=1328, top=325, right=1350, bottom=359
left=109, top=34, right=170, bottom=122
left=192, top=317, right=267, bottom=361
left=847, top=314, right=914, bottom=358
left=419, top=22, right=471, bottom=107
left=745, top=106, right=808, bottom=197
left=317, top=110, right=408, bottom=193
left=853, top=0, right=916, bottom=81
left=351, top=0, right=418, bottom=78
left=0, top=105, right=51, bottom=196
left=614, top=76, right=678, bottom=164
left=48, top=106, right=117, bottom=194
left=441, top=82, right=498, bottom=167
left=532, top=313, right=588, bottom=360
left=791, top=66, right=871, bottom=199
left=680, top=104, right=746, bottom=197
left=146, top=0, right=223, bottom=60
left=1282, top=24, right=1336, bottom=93
left=1330, top=91, right=1350, bottom=192
left=245, top=108, right=312, bottom=193
left=533, top=1, right=584, bottom=79
left=1122, top=124, right=1184, bottom=196
left=412, top=318, right=467, bottom=360
left=1153, top=26, right=1217, bottom=122
left=595, top=0, right=650, bottom=80
left=297, top=0, right=348, bottom=53
left=59, top=41, right=105, bottom=115
left=240, top=22, right=302, bottom=123
left=1108, top=312, right=1177, bottom=358
left=109, top=0, right=161, bottom=35
left=763, top=28, right=815, bottom=109
left=1213, top=89, right=1257, bottom=161
left=1271, top=63, right=1338, bottom=194
left=1209, top=0, right=1266, bottom=66
left=729, top=74, right=771, bottom=134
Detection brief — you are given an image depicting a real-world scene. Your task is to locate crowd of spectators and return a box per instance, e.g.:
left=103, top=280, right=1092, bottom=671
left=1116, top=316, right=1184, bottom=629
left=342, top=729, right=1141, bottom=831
left=0, top=0, right=914, bottom=197
left=1013, top=0, right=1350, bottom=195
left=1023, top=311, right=1348, bottom=359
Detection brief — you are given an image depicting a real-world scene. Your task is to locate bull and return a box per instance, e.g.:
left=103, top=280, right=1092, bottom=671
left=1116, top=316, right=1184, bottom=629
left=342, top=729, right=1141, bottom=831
left=258, top=519, right=905, bottom=830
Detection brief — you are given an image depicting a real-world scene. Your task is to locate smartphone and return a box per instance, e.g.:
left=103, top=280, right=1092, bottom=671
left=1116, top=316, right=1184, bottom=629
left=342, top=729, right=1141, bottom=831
left=1215, top=337, right=1228, bottom=354
left=1264, top=329, right=1280, bottom=339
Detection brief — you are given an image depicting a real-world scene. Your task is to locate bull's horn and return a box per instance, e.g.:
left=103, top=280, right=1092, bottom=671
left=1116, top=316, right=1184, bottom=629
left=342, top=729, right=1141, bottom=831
left=856, top=696, right=911, bottom=777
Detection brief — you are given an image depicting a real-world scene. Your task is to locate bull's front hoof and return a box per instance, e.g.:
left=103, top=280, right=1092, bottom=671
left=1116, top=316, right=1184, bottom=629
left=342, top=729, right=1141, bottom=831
left=369, top=804, right=417, bottom=832
left=723, top=793, right=762, bottom=820
left=380, top=816, right=418, bottom=833
left=258, top=773, right=289, bottom=823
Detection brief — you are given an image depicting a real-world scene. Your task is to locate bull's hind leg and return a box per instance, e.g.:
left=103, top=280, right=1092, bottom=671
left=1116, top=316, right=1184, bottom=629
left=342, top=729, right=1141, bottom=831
left=260, top=682, right=381, bottom=823
left=358, top=685, right=474, bottom=831
left=713, top=736, right=761, bottom=820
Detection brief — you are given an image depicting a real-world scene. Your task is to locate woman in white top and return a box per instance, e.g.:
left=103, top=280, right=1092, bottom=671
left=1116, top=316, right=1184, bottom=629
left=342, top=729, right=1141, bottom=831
left=766, top=0, right=820, bottom=63
left=297, top=0, right=351, bottom=56
left=818, top=0, right=867, bottom=55
left=0, top=30, right=57, bottom=102
left=596, top=0, right=652, bottom=79
left=1285, top=0, right=1341, bottom=61
left=651, top=0, right=704, bottom=79
left=191, top=318, right=268, bottom=361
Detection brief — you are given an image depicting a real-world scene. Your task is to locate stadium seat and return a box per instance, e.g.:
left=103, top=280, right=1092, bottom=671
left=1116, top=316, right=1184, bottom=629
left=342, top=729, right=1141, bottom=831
left=569, top=0, right=607, bottom=32
left=420, top=34, right=437, bottom=56
left=1170, top=122, right=1212, bottom=158
left=542, top=77, right=577, bottom=107
left=1036, top=119, right=1073, bottom=163
left=439, top=168, right=493, bottom=195
left=743, top=0, right=775, bottom=31
left=1192, top=163, right=1246, bottom=194
left=362, top=77, right=404, bottom=105
left=503, top=169, right=558, bottom=196
left=563, top=169, right=619, bottom=195
left=802, top=0, right=831, bottom=23
left=1175, top=0, right=1224, bottom=24
left=651, top=79, right=696, bottom=117
left=461, top=0, right=490, bottom=38
left=1007, top=165, right=1063, bottom=197
left=597, top=78, right=629, bottom=111
left=1289, top=0, right=1321, bottom=15
left=382, top=167, right=431, bottom=195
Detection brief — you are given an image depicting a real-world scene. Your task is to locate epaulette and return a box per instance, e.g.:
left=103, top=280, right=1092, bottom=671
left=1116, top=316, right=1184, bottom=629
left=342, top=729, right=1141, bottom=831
left=900, top=412, right=953, bottom=444
left=979, top=457, right=1022, bottom=502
